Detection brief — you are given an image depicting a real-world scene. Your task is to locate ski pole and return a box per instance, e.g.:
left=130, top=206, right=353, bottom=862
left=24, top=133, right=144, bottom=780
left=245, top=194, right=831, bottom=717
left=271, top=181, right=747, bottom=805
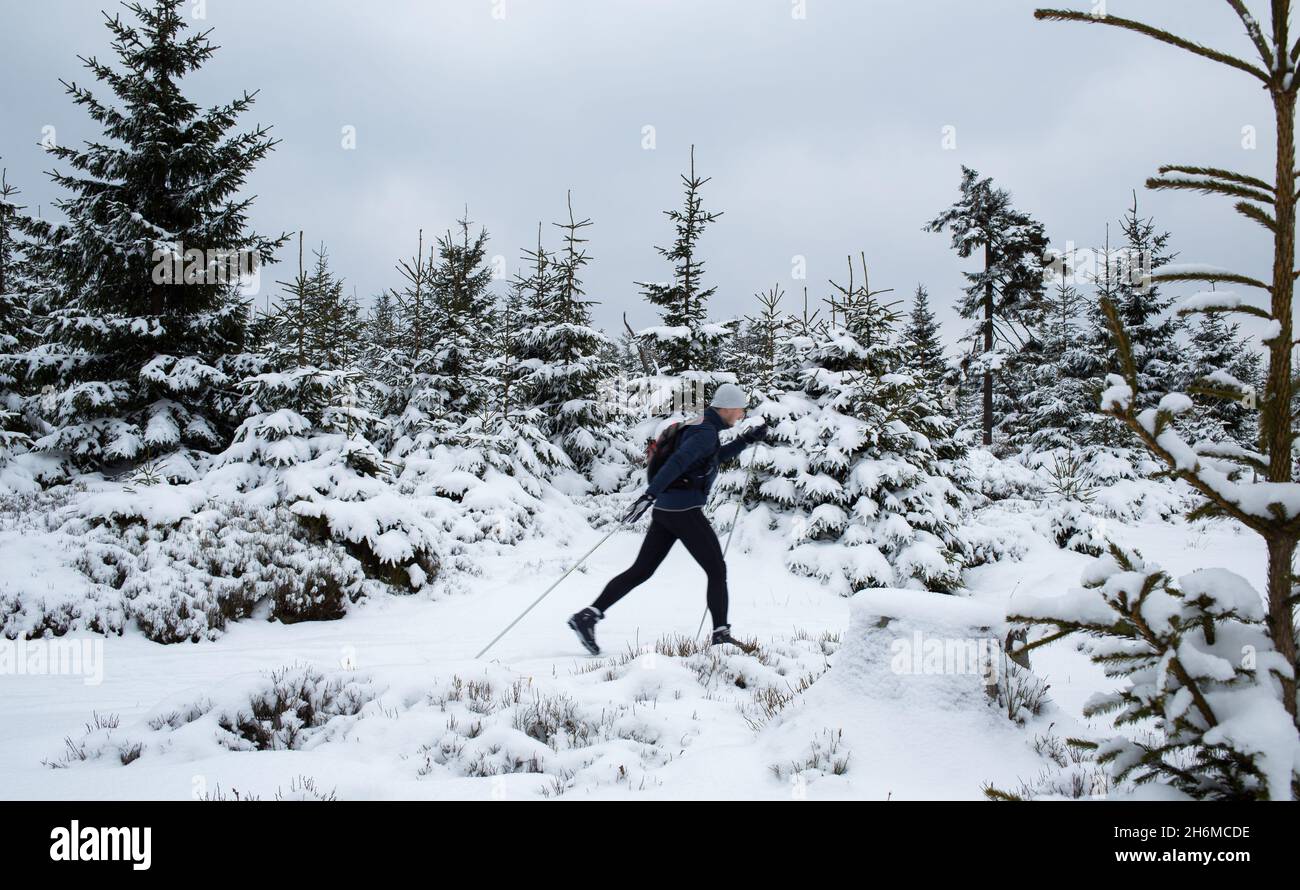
left=475, top=520, right=623, bottom=660
left=697, top=445, right=760, bottom=637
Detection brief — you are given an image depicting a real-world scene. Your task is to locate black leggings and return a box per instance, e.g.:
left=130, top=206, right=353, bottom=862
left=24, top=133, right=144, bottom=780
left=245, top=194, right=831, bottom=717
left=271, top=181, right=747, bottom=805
left=592, top=507, right=729, bottom=629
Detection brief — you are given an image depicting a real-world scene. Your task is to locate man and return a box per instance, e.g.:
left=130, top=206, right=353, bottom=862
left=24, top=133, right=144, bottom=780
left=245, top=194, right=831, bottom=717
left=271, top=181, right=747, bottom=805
left=567, top=383, right=767, bottom=655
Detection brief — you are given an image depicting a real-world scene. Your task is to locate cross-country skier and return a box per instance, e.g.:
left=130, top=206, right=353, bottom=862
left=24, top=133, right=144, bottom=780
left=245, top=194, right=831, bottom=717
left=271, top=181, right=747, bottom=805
left=567, top=383, right=767, bottom=655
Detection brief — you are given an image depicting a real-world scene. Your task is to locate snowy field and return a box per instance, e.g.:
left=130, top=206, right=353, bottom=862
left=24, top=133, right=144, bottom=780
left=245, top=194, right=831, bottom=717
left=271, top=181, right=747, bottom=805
left=0, top=484, right=1260, bottom=801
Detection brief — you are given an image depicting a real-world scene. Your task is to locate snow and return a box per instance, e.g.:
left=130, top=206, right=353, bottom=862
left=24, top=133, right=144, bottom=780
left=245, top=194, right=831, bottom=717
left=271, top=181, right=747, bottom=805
left=1180, top=290, right=1242, bottom=312
left=761, top=587, right=1045, bottom=798
left=3, top=469, right=1283, bottom=800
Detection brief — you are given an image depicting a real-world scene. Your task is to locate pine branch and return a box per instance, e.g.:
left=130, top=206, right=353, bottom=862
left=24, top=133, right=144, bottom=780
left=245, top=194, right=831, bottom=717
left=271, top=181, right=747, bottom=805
left=1146, top=174, right=1275, bottom=205
left=1235, top=200, right=1279, bottom=232
left=1223, top=0, right=1276, bottom=69
left=1152, top=268, right=1272, bottom=291
left=1177, top=301, right=1273, bottom=320
left=1099, top=297, right=1277, bottom=536
left=1033, top=9, right=1271, bottom=82
left=1157, top=164, right=1274, bottom=193
left=1187, top=381, right=1258, bottom=405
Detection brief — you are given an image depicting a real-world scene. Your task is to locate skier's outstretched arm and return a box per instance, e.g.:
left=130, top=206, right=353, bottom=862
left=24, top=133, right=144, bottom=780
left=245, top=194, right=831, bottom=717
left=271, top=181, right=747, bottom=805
left=718, top=437, right=749, bottom=464
left=646, top=428, right=717, bottom=497
left=718, top=423, right=767, bottom=464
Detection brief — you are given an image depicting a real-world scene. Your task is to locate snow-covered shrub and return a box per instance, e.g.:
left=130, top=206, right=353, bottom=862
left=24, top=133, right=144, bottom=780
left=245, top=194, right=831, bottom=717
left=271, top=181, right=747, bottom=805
left=1009, top=543, right=1300, bottom=800
left=984, top=733, right=1109, bottom=801
left=212, top=398, right=444, bottom=593
left=44, top=712, right=129, bottom=769
left=963, top=447, right=1045, bottom=503
left=1038, top=500, right=1110, bottom=556
left=48, top=664, right=378, bottom=765
left=391, top=413, right=567, bottom=548
left=769, top=728, right=850, bottom=781
left=0, top=486, right=129, bottom=639
left=952, top=519, right=1032, bottom=567
left=986, top=651, right=1051, bottom=723
left=417, top=674, right=669, bottom=781
left=217, top=664, right=375, bottom=751
left=1051, top=447, right=1192, bottom=521
left=68, top=494, right=365, bottom=643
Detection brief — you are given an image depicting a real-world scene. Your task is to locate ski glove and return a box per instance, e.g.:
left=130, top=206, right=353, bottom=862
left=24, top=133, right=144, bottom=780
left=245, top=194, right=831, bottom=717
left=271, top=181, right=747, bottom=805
left=741, top=423, right=769, bottom=444
left=623, top=492, right=655, bottom=523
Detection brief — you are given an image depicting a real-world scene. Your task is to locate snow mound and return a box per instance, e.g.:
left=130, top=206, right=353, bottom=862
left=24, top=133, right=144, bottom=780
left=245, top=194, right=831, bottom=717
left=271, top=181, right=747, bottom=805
left=764, top=588, right=1046, bottom=799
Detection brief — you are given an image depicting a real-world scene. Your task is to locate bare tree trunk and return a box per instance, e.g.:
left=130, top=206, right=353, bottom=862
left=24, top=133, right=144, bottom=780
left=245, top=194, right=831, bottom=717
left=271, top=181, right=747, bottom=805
left=623, top=313, right=653, bottom=376
left=1267, top=90, right=1298, bottom=719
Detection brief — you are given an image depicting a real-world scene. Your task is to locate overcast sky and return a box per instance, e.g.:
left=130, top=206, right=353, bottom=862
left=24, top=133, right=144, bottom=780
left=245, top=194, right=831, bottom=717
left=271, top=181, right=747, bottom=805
left=0, top=0, right=1280, bottom=353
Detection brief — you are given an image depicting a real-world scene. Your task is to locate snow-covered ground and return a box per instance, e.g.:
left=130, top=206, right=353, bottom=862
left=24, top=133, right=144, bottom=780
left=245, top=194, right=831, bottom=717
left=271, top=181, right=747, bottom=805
left=0, top=490, right=1263, bottom=800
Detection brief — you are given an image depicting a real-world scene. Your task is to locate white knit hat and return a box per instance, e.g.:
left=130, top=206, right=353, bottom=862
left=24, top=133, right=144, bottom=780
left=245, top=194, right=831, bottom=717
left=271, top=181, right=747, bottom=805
left=709, top=383, right=748, bottom=409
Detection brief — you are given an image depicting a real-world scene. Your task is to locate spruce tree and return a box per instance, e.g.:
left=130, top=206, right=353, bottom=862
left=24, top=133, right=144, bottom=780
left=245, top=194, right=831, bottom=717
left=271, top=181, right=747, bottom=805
left=902, top=285, right=945, bottom=388
left=1112, top=196, right=1184, bottom=409
left=1074, top=227, right=1122, bottom=450
left=1013, top=266, right=1097, bottom=452
left=1182, top=311, right=1261, bottom=449
left=419, top=213, right=496, bottom=437
left=925, top=167, right=1050, bottom=448
left=635, top=145, right=734, bottom=412
left=536, top=195, right=635, bottom=489
left=776, top=257, right=970, bottom=594
left=359, top=287, right=401, bottom=451
left=214, top=236, right=436, bottom=591
left=384, top=231, right=436, bottom=452
left=387, top=216, right=566, bottom=544
left=226, top=238, right=378, bottom=472
left=741, top=285, right=792, bottom=399
left=1034, top=0, right=1300, bottom=784
left=0, top=170, right=34, bottom=464
left=19, top=0, right=285, bottom=475
left=719, top=285, right=806, bottom=514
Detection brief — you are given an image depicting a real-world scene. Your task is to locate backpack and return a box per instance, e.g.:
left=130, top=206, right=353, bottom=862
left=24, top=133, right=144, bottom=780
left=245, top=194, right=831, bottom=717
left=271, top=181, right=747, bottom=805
left=645, top=417, right=705, bottom=488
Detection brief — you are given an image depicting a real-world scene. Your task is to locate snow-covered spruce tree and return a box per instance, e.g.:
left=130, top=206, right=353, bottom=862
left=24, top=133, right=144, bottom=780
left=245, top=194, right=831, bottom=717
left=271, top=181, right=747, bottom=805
left=461, top=228, right=570, bottom=508
left=1180, top=309, right=1260, bottom=449
left=0, top=170, right=35, bottom=470
left=925, top=167, right=1050, bottom=449
left=1013, top=266, right=1098, bottom=452
left=633, top=145, right=736, bottom=422
left=1009, top=541, right=1298, bottom=799
left=1063, top=224, right=1137, bottom=453
left=1110, top=196, right=1186, bottom=413
left=900, top=284, right=968, bottom=468
left=901, top=285, right=944, bottom=389
left=521, top=195, right=636, bottom=492
left=609, top=327, right=646, bottom=378
left=721, top=285, right=817, bottom=516
left=391, top=214, right=496, bottom=451
left=378, top=230, right=437, bottom=453
left=212, top=238, right=439, bottom=598
left=358, top=287, right=402, bottom=452
left=1026, top=2, right=1300, bottom=795
left=388, top=216, right=562, bottom=546
left=779, top=256, right=970, bottom=594
left=738, top=285, right=793, bottom=399
left=16, top=0, right=286, bottom=479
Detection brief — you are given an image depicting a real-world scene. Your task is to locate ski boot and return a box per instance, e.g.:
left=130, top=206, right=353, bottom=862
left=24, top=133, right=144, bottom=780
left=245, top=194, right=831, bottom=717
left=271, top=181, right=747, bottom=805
left=567, top=606, right=602, bottom=655
left=710, top=624, right=757, bottom=654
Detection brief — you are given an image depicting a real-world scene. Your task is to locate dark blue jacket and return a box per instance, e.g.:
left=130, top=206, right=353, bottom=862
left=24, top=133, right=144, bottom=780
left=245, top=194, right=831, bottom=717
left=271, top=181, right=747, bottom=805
left=647, top=407, right=751, bottom=510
